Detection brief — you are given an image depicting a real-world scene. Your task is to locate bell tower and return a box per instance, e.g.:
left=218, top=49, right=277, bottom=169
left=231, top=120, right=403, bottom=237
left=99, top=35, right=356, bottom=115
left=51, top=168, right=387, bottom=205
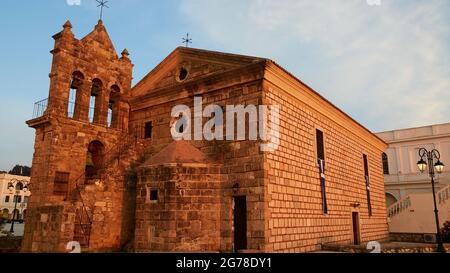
left=45, top=20, right=133, bottom=128
left=23, top=20, right=135, bottom=252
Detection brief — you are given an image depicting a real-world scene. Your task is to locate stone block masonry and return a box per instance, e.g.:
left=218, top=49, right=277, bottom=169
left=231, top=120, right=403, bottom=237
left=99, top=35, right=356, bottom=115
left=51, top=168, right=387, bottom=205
left=23, top=20, right=389, bottom=253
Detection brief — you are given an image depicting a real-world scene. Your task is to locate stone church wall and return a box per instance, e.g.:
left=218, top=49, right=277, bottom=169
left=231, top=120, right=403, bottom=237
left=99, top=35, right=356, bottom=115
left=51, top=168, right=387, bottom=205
left=129, top=65, right=267, bottom=252
left=262, top=76, right=389, bottom=252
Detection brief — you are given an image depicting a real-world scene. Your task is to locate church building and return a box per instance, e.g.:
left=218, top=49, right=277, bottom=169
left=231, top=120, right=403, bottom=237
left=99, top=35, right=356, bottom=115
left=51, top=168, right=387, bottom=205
left=22, top=20, right=389, bottom=253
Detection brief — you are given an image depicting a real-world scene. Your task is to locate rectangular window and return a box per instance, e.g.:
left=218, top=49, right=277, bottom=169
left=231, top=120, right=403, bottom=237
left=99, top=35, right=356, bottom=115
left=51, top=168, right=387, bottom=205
left=144, top=121, right=153, bottom=139
left=316, top=129, right=325, bottom=160
left=382, top=153, right=390, bottom=175
left=54, top=172, right=70, bottom=196
left=316, top=129, right=328, bottom=214
left=5, top=196, right=10, bottom=203
left=363, top=154, right=369, bottom=176
left=363, top=154, right=372, bottom=216
left=24, top=196, right=29, bottom=204
left=149, top=189, right=158, bottom=202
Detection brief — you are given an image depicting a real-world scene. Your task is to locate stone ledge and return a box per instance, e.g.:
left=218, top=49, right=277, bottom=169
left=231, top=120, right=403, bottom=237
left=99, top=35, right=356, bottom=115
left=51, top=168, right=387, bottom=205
left=0, top=237, right=22, bottom=253
left=322, top=242, right=449, bottom=253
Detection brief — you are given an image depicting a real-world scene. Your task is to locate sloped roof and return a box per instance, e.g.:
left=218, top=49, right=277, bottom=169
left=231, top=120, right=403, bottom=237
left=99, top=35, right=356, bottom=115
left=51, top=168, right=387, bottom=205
left=131, top=47, right=386, bottom=149
left=141, top=141, right=211, bottom=166
left=80, top=20, right=118, bottom=58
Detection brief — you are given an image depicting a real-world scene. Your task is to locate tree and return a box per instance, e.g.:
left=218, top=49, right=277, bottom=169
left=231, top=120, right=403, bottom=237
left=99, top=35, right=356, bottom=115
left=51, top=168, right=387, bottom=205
left=8, top=165, right=31, bottom=177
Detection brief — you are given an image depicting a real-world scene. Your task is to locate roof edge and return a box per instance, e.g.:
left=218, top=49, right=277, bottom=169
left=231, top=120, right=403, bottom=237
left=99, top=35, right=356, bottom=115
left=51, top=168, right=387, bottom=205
left=132, top=47, right=267, bottom=91
left=263, top=60, right=387, bottom=149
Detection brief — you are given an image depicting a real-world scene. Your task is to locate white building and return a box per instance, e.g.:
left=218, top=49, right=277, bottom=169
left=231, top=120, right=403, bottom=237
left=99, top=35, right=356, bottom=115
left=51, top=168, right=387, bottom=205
left=376, top=122, right=450, bottom=206
left=0, top=173, right=31, bottom=221
left=376, top=123, right=450, bottom=238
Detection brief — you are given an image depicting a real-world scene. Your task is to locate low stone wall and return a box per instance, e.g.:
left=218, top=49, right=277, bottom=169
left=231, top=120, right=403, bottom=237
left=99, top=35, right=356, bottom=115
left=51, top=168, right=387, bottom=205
left=21, top=205, right=75, bottom=253
left=389, top=232, right=429, bottom=243
left=322, top=242, right=442, bottom=253
left=135, top=163, right=222, bottom=252
left=0, top=237, right=22, bottom=253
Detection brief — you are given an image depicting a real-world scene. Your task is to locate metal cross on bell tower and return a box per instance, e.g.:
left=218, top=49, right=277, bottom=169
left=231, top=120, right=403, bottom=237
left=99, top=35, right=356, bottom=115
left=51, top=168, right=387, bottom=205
left=96, top=0, right=109, bottom=20
left=182, top=33, right=192, bottom=48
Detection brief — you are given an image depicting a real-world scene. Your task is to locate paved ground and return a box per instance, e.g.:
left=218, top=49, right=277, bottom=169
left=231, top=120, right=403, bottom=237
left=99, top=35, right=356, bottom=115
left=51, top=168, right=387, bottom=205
left=321, top=241, right=450, bottom=253
left=309, top=251, right=346, bottom=253
left=0, top=223, right=24, bottom=237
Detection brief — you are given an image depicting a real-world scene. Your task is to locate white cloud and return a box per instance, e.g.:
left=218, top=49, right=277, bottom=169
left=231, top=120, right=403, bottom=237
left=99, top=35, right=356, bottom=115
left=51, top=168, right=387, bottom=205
left=66, top=0, right=81, bottom=6
left=179, top=0, right=450, bottom=132
left=367, top=0, right=382, bottom=6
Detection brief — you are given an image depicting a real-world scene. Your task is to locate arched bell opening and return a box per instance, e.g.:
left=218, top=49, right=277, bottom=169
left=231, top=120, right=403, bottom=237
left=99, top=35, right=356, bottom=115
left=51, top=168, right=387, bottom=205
left=85, top=140, right=105, bottom=183
left=108, top=85, right=121, bottom=128
left=68, top=71, right=85, bottom=119
left=89, top=78, right=103, bottom=124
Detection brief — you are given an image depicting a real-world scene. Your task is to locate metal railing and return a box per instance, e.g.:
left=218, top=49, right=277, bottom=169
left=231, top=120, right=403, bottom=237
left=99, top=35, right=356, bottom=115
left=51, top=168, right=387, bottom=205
left=67, top=132, right=140, bottom=247
left=73, top=205, right=92, bottom=247
left=85, top=133, right=139, bottom=184
left=30, top=97, right=144, bottom=247
left=32, top=99, right=48, bottom=119
left=31, top=97, right=127, bottom=130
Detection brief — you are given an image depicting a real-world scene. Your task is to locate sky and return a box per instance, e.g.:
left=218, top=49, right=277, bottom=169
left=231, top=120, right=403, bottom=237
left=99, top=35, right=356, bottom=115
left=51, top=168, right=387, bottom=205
left=0, top=0, right=449, bottom=171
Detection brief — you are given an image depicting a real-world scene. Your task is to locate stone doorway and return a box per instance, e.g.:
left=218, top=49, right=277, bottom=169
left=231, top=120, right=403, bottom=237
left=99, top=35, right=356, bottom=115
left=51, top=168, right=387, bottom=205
left=233, top=196, right=247, bottom=252
left=352, top=212, right=361, bottom=245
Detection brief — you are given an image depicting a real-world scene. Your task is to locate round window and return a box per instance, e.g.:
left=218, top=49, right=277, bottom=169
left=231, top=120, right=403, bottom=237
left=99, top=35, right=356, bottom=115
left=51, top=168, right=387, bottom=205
left=177, top=67, right=188, bottom=82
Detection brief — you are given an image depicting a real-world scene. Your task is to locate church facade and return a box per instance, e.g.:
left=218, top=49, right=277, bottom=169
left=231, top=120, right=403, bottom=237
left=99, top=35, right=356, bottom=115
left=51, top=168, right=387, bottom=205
left=22, top=21, right=389, bottom=253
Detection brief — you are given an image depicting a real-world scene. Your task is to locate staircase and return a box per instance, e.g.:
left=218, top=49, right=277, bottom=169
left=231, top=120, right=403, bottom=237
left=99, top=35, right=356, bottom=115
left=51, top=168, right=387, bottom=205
left=70, top=132, right=148, bottom=248
left=388, top=196, right=412, bottom=218
left=387, top=184, right=450, bottom=235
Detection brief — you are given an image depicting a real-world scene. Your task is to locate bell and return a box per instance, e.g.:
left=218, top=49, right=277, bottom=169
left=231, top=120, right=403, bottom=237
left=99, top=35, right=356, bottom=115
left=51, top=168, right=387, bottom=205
left=70, top=79, right=79, bottom=89
left=86, top=152, right=95, bottom=167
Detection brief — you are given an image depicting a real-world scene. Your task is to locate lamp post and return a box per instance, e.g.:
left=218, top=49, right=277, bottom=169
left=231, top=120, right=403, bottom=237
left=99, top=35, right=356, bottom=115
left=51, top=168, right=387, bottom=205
left=417, top=148, right=446, bottom=253
left=7, top=179, right=31, bottom=234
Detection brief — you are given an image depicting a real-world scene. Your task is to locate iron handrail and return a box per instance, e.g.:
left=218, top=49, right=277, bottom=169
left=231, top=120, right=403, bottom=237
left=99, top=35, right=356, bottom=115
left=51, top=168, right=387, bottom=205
left=31, top=97, right=128, bottom=130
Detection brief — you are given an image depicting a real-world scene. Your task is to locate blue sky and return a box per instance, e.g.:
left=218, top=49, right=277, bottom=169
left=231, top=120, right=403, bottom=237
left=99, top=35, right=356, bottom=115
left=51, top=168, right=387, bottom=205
left=0, top=0, right=449, bottom=171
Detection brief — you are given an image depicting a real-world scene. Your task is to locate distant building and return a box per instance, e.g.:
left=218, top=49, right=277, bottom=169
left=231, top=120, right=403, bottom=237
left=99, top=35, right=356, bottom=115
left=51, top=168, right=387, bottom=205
left=0, top=173, right=31, bottom=221
left=376, top=123, right=450, bottom=207
left=376, top=123, right=450, bottom=240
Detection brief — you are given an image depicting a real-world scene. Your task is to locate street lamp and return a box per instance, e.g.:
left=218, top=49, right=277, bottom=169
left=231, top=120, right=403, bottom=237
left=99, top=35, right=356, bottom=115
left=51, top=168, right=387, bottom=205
left=417, top=148, right=446, bottom=253
left=7, top=179, right=31, bottom=234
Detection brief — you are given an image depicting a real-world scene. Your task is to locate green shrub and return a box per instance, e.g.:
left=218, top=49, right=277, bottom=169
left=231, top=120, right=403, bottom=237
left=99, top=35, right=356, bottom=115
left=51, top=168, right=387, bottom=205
left=441, top=221, right=450, bottom=243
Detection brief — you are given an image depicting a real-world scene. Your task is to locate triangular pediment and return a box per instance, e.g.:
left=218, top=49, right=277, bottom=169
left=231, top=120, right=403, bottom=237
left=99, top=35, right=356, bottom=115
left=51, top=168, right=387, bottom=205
left=132, top=47, right=265, bottom=96
left=80, top=20, right=118, bottom=59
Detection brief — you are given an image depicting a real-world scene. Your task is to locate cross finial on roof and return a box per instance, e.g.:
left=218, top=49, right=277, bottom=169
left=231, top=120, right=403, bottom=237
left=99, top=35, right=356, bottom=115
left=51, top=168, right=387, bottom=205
left=96, top=0, right=109, bottom=20
left=182, top=33, right=192, bottom=48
